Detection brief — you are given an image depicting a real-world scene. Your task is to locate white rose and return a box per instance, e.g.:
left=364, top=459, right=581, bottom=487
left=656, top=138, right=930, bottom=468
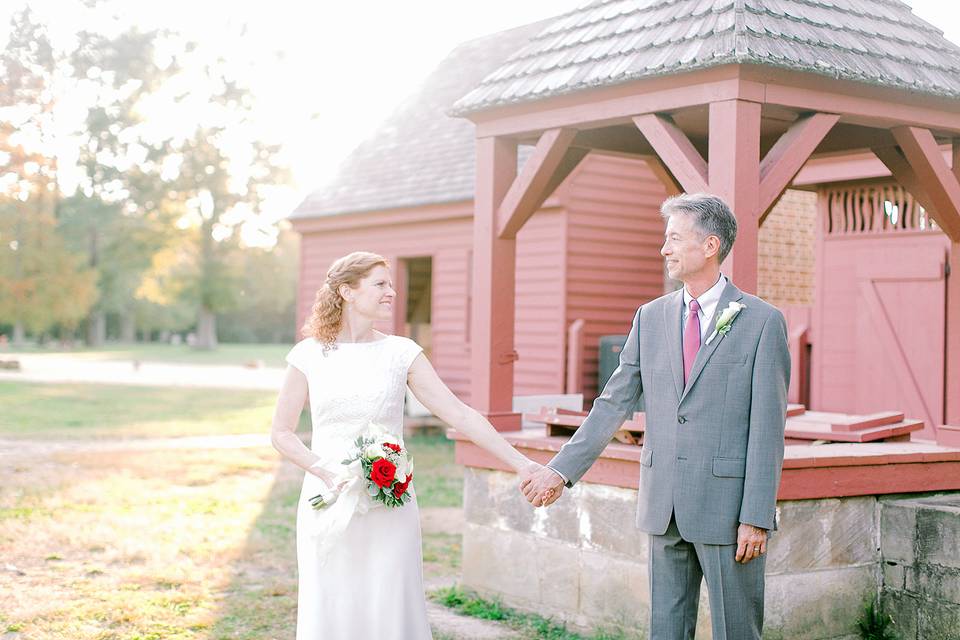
left=364, top=444, right=384, bottom=460
left=394, top=455, right=409, bottom=478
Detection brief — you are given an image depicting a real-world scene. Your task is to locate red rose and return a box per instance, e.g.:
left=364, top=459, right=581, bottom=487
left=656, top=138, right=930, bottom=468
left=384, top=443, right=402, bottom=453
left=370, top=458, right=397, bottom=488
left=393, top=472, right=413, bottom=499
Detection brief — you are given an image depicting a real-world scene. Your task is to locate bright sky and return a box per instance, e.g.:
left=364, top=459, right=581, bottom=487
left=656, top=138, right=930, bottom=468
left=3, top=0, right=960, bottom=227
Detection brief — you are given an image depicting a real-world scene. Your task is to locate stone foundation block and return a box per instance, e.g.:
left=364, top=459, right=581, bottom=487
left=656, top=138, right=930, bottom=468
left=881, top=590, right=919, bottom=640
left=768, top=497, right=877, bottom=573
left=917, top=600, right=960, bottom=640
left=880, top=500, right=917, bottom=564
left=764, top=565, right=877, bottom=639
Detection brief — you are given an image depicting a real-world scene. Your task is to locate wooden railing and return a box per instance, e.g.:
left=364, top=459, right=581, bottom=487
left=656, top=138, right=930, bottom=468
left=824, top=183, right=939, bottom=235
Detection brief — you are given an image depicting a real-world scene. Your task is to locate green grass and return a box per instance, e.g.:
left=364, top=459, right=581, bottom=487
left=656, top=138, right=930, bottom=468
left=406, top=432, right=463, bottom=508
left=432, top=586, right=640, bottom=640
left=0, top=381, right=285, bottom=438
left=1, top=342, right=291, bottom=367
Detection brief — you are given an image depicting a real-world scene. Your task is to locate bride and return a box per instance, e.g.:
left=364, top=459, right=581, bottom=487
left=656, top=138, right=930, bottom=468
left=270, top=251, right=540, bottom=639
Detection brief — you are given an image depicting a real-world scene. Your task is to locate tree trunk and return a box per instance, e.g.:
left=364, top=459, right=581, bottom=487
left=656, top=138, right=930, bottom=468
left=87, top=310, right=106, bottom=347
left=195, top=307, right=218, bottom=350
left=120, top=313, right=136, bottom=343
left=12, top=322, right=26, bottom=347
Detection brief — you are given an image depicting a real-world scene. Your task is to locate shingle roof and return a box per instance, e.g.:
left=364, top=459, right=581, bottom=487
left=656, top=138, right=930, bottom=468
left=452, top=0, right=960, bottom=115
left=292, top=21, right=546, bottom=219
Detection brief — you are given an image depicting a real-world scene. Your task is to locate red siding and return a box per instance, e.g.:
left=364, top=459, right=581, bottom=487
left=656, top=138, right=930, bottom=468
left=294, top=204, right=566, bottom=403
left=514, top=208, right=566, bottom=395
left=563, top=154, right=671, bottom=401
left=297, top=212, right=476, bottom=401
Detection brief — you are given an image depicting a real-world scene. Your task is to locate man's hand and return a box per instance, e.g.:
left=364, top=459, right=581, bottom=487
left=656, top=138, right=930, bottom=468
left=735, top=523, right=768, bottom=564
left=519, top=464, right=565, bottom=507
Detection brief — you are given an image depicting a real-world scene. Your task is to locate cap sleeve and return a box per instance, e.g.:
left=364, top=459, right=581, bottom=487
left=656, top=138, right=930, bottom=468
left=285, top=338, right=316, bottom=374
left=395, top=336, right=424, bottom=372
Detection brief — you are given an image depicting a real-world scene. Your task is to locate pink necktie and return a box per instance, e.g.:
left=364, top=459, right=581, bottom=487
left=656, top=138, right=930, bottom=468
left=683, top=299, right=701, bottom=385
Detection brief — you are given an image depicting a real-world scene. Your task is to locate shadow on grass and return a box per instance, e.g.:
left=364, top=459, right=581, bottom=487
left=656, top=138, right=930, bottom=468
left=205, top=431, right=464, bottom=639
left=206, top=455, right=303, bottom=639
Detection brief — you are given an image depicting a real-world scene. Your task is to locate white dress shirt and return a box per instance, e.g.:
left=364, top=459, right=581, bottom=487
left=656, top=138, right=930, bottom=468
left=682, top=274, right=727, bottom=343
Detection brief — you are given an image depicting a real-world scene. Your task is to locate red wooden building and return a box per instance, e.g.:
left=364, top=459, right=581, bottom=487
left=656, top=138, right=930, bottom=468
left=290, top=4, right=958, bottom=443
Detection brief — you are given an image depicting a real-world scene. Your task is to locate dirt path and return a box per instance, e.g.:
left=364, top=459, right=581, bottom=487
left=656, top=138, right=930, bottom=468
left=0, top=355, right=285, bottom=390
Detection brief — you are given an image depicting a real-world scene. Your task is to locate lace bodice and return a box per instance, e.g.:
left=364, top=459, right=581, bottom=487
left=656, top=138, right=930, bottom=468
left=286, top=335, right=423, bottom=452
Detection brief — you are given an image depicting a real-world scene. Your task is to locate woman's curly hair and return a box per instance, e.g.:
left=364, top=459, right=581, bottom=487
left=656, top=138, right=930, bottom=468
left=301, top=251, right=389, bottom=352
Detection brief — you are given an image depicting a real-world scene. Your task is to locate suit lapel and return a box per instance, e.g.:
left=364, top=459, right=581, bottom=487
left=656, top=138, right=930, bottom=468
left=663, top=289, right=684, bottom=401
left=680, top=281, right=744, bottom=402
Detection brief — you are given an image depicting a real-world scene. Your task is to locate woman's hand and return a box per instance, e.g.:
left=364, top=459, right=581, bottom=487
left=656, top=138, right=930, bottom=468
left=308, top=462, right=349, bottom=492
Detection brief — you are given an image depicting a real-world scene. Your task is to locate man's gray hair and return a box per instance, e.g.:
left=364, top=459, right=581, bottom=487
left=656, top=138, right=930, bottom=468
left=660, top=193, right=738, bottom=264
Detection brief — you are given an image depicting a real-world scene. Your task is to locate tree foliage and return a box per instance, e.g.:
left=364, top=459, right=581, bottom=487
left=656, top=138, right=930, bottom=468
left=0, top=5, right=295, bottom=346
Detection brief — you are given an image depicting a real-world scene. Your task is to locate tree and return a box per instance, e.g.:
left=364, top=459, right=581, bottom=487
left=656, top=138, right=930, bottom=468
left=65, top=25, right=178, bottom=345
left=218, top=223, right=299, bottom=343
left=0, top=8, right=97, bottom=344
left=161, top=57, right=291, bottom=349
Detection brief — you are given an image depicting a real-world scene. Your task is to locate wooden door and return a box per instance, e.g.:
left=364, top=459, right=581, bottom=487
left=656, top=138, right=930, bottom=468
left=813, top=185, right=950, bottom=440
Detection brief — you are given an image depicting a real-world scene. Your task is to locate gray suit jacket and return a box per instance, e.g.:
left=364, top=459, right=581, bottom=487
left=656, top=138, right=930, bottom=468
left=549, top=281, right=790, bottom=544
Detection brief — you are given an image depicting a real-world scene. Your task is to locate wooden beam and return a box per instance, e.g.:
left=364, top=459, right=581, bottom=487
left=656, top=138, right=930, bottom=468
left=758, top=112, right=839, bottom=223
left=471, top=136, right=522, bottom=429
left=709, top=99, right=762, bottom=292
left=645, top=154, right=683, bottom=196
left=571, top=127, right=655, bottom=156
left=890, top=126, right=960, bottom=241
left=633, top=113, right=709, bottom=193
left=871, top=145, right=939, bottom=215
left=497, top=128, right=580, bottom=239
left=471, top=70, right=757, bottom=138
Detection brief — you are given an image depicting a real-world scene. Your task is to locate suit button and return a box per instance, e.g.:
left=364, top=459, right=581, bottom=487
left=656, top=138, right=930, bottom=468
left=678, top=416, right=687, bottom=424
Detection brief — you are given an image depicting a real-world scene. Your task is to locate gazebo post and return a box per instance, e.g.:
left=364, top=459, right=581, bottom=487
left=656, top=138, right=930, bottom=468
left=950, top=142, right=960, bottom=425
left=470, top=136, right=522, bottom=430
left=708, top=99, right=762, bottom=293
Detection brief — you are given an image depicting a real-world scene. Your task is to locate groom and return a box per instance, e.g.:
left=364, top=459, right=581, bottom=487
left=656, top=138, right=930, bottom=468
left=521, top=193, right=790, bottom=639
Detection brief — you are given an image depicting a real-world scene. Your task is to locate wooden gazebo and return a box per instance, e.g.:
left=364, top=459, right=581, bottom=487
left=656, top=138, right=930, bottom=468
left=452, top=0, right=960, bottom=435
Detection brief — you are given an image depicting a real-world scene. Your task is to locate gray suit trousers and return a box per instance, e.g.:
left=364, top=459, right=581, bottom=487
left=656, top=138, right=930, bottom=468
left=649, top=515, right=764, bottom=640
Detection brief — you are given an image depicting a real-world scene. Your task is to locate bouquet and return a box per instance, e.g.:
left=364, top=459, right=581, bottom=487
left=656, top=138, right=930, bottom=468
left=309, top=432, right=414, bottom=510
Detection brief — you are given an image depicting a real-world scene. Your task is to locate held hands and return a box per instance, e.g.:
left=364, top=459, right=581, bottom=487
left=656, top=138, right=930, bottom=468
left=735, top=523, right=768, bottom=564
left=519, top=462, right=565, bottom=507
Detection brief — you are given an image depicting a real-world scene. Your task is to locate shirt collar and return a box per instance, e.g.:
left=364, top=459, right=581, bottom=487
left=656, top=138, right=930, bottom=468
left=683, top=273, right=727, bottom=311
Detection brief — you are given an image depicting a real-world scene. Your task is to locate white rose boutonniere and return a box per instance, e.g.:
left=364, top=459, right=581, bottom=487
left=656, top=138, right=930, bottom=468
left=705, top=301, right=746, bottom=345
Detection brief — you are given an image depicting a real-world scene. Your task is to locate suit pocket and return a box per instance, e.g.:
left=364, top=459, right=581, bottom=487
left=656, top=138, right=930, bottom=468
left=640, top=447, right=653, bottom=467
left=712, top=456, right=746, bottom=477
left=710, top=354, right=748, bottom=365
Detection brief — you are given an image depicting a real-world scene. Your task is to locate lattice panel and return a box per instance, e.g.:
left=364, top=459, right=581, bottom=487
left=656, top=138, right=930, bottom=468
left=824, top=184, right=940, bottom=235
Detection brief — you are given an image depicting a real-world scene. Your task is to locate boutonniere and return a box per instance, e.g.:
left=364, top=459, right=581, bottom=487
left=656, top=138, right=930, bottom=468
left=705, top=301, right=745, bottom=345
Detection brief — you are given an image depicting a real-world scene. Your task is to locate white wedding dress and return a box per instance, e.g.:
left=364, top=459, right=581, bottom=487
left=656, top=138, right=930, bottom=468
left=285, top=335, right=432, bottom=640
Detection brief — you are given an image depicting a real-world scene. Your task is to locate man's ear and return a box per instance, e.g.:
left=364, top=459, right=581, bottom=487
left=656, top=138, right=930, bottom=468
left=704, top=235, right=722, bottom=260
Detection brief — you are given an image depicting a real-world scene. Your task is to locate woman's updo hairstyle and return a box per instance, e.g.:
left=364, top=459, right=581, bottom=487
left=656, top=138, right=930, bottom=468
left=301, top=251, right=389, bottom=352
